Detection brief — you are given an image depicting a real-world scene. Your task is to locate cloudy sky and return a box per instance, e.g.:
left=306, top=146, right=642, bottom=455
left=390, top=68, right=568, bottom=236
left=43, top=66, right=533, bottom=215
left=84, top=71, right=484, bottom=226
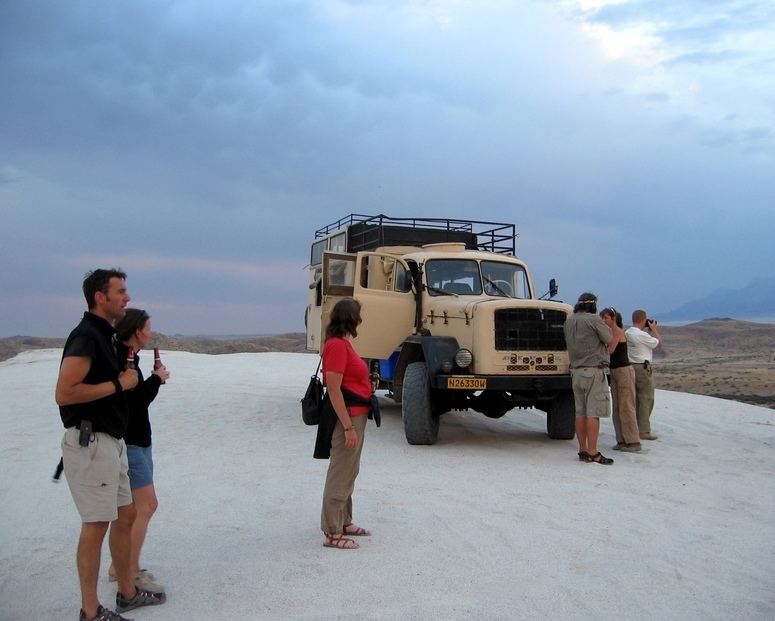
left=1, top=0, right=773, bottom=336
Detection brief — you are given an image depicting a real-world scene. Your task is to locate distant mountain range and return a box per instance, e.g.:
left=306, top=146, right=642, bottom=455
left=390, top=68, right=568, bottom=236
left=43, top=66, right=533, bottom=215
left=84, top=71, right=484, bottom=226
left=659, top=276, right=775, bottom=323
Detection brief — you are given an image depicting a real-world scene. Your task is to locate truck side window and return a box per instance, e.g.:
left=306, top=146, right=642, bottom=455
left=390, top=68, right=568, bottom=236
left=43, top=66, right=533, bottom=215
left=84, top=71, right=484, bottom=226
left=310, top=240, right=326, bottom=266
left=328, top=258, right=353, bottom=286
left=394, top=263, right=411, bottom=292
left=360, top=255, right=390, bottom=290
left=330, top=232, right=347, bottom=253
left=359, top=255, right=411, bottom=292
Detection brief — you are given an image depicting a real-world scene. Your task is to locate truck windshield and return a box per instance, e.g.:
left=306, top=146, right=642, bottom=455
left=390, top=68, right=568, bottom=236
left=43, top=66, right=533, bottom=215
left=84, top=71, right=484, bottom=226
left=425, top=260, right=483, bottom=295
left=481, top=261, right=530, bottom=298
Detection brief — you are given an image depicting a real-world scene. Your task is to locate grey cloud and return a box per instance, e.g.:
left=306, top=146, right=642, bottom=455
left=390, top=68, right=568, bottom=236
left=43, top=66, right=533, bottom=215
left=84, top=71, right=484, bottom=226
left=642, top=91, right=670, bottom=102
left=0, top=164, right=23, bottom=184
left=664, top=50, right=743, bottom=66
left=587, top=0, right=775, bottom=57
left=1, top=1, right=774, bottom=335
left=695, top=124, right=772, bottom=153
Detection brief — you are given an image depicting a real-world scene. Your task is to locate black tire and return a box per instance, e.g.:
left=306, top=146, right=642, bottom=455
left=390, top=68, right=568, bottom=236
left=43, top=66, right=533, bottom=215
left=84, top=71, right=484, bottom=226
left=547, top=393, right=575, bottom=439
left=402, top=361, right=439, bottom=445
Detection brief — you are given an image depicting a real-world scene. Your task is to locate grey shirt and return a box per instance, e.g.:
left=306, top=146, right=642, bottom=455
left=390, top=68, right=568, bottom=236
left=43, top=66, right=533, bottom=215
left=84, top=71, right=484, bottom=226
left=564, top=312, right=612, bottom=369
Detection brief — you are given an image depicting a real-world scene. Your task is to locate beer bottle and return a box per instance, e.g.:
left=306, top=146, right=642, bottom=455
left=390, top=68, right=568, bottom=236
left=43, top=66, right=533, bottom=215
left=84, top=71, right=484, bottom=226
left=153, top=347, right=166, bottom=384
left=126, top=347, right=135, bottom=370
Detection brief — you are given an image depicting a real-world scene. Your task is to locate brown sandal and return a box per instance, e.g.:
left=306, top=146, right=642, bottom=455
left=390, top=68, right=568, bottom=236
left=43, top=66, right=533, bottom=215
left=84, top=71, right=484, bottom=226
left=323, top=535, right=359, bottom=549
left=343, top=523, right=371, bottom=536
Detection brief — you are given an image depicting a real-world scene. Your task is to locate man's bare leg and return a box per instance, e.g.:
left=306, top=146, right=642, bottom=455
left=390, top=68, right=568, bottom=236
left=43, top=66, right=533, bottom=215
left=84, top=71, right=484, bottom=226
left=110, top=503, right=137, bottom=599
left=576, top=417, right=588, bottom=453
left=586, top=417, right=600, bottom=456
left=78, top=521, right=109, bottom=619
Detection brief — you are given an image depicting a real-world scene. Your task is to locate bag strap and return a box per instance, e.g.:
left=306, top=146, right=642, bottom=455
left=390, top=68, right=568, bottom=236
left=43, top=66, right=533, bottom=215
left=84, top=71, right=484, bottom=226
left=313, top=356, right=322, bottom=377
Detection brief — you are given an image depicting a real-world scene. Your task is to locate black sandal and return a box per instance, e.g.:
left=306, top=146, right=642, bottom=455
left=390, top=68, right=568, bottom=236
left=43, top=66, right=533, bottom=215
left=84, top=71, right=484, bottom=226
left=588, top=452, right=614, bottom=465
left=578, top=451, right=590, bottom=462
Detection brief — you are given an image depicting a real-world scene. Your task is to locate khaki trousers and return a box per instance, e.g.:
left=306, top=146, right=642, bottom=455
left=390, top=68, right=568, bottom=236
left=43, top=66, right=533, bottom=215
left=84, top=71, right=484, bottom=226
left=610, top=366, right=640, bottom=444
left=633, top=363, right=655, bottom=434
left=320, top=414, right=367, bottom=535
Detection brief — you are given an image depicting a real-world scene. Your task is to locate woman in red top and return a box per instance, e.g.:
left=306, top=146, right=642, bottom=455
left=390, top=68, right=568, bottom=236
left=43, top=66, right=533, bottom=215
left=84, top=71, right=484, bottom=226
left=320, top=298, right=373, bottom=549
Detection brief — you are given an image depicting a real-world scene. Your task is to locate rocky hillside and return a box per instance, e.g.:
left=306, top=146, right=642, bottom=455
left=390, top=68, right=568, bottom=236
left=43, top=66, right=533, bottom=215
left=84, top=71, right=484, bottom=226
left=0, top=333, right=308, bottom=363
left=652, top=318, right=775, bottom=408
left=655, top=317, right=775, bottom=357
left=0, top=337, right=66, bottom=363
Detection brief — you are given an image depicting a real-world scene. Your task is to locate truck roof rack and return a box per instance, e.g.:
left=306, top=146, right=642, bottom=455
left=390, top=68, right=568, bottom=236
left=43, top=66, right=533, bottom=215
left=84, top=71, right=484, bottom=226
left=315, top=214, right=517, bottom=255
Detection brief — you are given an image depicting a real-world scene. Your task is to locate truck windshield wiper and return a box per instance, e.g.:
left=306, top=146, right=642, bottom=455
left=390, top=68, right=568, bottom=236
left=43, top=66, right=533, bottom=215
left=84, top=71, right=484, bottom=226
left=483, top=276, right=513, bottom=298
left=425, top=285, right=457, bottom=296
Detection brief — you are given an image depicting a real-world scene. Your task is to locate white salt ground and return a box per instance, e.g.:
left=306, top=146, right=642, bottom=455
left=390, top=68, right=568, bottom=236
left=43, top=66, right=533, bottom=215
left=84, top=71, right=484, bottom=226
left=1, top=349, right=773, bottom=620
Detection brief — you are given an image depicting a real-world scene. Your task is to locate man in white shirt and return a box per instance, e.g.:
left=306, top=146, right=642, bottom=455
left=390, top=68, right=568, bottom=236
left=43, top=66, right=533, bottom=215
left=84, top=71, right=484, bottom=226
left=625, top=309, right=662, bottom=440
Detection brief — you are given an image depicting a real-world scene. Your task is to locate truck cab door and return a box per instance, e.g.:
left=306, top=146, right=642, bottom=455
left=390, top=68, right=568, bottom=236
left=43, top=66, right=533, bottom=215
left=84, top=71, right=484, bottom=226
left=313, top=251, right=415, bottom=359
left=307, top=252, right=357, bottom=352
left=351, top=252, right=416, bottom=359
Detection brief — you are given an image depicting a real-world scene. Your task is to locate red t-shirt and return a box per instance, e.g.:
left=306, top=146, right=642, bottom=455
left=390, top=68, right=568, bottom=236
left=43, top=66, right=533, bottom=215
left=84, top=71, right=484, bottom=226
left=322, top=337, right=372, bottom=416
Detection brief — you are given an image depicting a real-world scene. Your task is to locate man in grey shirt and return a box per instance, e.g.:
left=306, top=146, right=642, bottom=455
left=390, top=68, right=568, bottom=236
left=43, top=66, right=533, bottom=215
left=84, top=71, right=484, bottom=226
left=564, top=292, right=614, bottom=465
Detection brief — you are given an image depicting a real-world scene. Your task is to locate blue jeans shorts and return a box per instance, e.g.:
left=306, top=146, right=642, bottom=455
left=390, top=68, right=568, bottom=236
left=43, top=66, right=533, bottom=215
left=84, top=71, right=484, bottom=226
left=126, top=444, right=154, bottom=489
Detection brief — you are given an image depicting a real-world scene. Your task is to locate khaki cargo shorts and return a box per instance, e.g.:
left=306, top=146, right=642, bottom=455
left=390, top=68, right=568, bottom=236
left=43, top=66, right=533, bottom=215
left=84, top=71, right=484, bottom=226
left=62, top=428, right=132, bottom=523
left=571, top=367, right=611, bottom=419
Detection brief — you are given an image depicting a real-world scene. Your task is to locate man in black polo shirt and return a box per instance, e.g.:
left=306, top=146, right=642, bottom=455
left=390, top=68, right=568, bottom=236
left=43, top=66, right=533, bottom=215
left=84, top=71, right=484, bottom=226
left=56, top=269, right=165, bottom=621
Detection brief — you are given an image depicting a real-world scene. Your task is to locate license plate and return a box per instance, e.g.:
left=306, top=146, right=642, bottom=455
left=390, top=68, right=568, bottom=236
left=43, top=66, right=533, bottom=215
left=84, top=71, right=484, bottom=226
left=447, top=376, right=487, bottom=390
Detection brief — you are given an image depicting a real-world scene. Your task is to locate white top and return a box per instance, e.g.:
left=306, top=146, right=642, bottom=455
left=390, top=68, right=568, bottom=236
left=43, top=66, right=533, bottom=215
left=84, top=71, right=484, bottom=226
left=625, top=327, right=660, bottom=363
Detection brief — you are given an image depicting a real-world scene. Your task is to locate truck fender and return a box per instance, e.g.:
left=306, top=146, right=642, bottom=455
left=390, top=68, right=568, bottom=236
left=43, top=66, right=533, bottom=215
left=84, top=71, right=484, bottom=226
left=393, top=335, right=460, bottom=400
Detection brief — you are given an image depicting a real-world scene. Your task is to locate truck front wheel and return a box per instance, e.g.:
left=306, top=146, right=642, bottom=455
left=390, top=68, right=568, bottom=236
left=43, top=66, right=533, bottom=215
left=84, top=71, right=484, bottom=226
left=402, top=362, right=440, bottom=445
left=547, top=393, right=575, bottom=440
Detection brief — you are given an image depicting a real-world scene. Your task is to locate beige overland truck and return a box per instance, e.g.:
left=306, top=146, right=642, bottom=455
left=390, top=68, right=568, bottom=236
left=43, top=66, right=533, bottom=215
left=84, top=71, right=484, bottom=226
left=306, top=215, right=575, bottom=445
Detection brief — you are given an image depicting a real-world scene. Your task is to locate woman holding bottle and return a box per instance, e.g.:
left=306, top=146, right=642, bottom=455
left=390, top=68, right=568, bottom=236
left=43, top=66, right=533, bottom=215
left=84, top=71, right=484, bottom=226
left=108, top=309, right=170, bottom=592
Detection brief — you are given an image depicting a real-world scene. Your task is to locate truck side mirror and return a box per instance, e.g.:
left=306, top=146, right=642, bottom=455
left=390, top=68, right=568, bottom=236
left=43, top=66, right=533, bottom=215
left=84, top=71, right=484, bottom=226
left=549, top=278, right=558, bottom=298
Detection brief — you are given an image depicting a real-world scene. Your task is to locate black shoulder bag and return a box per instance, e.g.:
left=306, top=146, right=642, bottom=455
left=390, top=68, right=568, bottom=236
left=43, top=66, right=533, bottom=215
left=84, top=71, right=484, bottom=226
left=301, top=357, right=324, bottom=426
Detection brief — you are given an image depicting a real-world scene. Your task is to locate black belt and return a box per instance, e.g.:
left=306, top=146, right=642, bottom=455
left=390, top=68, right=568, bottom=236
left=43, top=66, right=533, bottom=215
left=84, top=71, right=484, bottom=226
left=73, top=424, right=122, bottom=440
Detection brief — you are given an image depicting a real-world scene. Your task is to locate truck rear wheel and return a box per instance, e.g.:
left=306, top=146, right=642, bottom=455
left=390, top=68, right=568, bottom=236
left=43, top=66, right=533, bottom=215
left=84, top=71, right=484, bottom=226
left=402, top=362, right=439, bottom=445
left=547, top=393, right=575, bottom=440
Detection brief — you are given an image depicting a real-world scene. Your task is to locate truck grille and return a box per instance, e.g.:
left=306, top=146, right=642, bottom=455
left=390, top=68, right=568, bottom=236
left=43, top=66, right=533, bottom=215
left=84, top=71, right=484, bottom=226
left=494, top=309, right=567, bottom=351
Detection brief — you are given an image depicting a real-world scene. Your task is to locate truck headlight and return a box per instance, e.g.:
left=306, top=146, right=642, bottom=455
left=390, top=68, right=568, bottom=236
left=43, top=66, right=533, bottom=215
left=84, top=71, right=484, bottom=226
left=455, top=348, right=473, bottom=368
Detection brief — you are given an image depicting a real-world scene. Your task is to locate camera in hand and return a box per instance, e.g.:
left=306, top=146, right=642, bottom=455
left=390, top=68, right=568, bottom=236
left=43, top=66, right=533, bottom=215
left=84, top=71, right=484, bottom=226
left=646, top=318, right=657, bottom=329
